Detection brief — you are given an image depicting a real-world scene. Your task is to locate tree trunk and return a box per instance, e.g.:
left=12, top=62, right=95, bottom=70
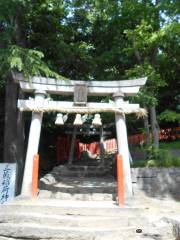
left=132, top=35, right=142, bottom=64
left=3, top=75, right=25, bottom=195
left=143, top=106, right=151, bottom=145
left=150, top=106, right=159, bottom=148
left=149, top=0, right=160, bottom=149
left=3, top=5, right=26, bottom=195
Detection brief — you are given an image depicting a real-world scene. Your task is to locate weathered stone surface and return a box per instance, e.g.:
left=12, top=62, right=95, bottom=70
left=163, top=217, right=180, bottom=239
left=0, top=201, right=142, bottom=217
left=0, top=213, right=148, bottom=228
left=39, top=161, right=116, bottom=201
left=0, top=217, right=173, bottom=240
left=0, top=196, right=179, bottom=240
left=39, top=165, right=180, bottom=201
left=1, top=160, right=179, bottom=240
left=131, top=168, right=180, bottom=199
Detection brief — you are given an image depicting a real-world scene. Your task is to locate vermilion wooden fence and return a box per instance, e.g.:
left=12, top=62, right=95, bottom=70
left=128, top=134, right=145, bottom=146
left=56, top=127, right=179, bottom=163
left=159, top=127, right=180, bottom=141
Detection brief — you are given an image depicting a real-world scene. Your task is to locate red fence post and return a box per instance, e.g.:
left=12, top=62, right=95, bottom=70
left=32, top=154, right=39, bottom=198
left=116, top=154, right=125, bottom=206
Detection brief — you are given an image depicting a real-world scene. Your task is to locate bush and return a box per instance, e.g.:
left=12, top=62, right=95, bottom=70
left=132, top=144, right=180, bottom=167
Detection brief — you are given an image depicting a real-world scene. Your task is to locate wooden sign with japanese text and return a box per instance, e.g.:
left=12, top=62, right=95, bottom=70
left=74, top=84, right=87, bottom=106
left=0, top=163, right=16, bottom=204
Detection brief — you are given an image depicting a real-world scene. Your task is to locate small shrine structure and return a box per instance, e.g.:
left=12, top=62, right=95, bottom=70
left=13, top=72, right=147, bottom=199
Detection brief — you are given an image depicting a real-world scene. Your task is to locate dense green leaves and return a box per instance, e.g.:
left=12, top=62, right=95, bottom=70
left=0, top=0, right=179, bottom=120
left=158, top=110, right=180, bottom=123
left=0, top=45, right=66, bottom=79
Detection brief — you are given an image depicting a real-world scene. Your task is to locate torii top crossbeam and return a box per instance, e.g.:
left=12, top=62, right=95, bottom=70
left=13, top=72, right=147, bottom=96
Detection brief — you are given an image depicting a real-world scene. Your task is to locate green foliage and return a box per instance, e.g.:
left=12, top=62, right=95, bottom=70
left=123, top=3, right=179, bottom=114
left=0, top=0, right=68, bottom=82
left=158, top=110, right=180, bottom=123
left=146, top=145, right=180, bottom=167
left=124, top=20, right=157, bottom=55
left=125, top=61, right=164, bottom=106
left=0, top=45, right=67, bottom=79
left=0, top=0, right=179, bottom=142
left=146, top=156, right=180, bottom=168
left=124, top=21, right=180, bottom=59
left=159, top=141, right=180, bottom=150
left=131, top=142, right=180, bottom=168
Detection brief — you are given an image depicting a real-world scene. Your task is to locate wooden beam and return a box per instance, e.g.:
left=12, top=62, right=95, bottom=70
left=68, top=127, right=77, bottom=164
left=74, top=84, right=87, bottom=106
left=13, top=72, right=147, bottom=96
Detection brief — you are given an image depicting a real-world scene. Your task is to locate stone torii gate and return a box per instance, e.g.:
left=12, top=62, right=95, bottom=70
left=13, top=72, right=147, bottom=199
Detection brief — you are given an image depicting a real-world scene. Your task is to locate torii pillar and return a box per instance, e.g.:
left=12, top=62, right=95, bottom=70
left=113, top=92, right=133, bottom=198
left=21, top=90, right=46, bottom=196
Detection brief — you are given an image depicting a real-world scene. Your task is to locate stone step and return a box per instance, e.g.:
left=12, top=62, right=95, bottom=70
left=58, top=165, right=110, bottom=170
left=0, top=212, right=149, bottom=228
left=38, top=191, right=116, bottom=201
left=0, top=200, right=143, bottom=217
left=40, top=176, right=116, bottom=186
left=39, top=177, right=116, bottom=192
left=73, top=162, right=105, bottom=167
left=39, top=176, right=117, bottom=201
left=39, top=186, right=116, bottom=193
left=53, top=165, right=112, bottom=171
left=51, top=170, right=112, bottom=178
left=0, top=222, right=173, bottom=240
left=72, top=159, right=102, bottom=164
left=49, top=165, right=113, bottom=177
left=0, top=199, right=175, bottom=240
left=39, top=185, right=116, bottom=194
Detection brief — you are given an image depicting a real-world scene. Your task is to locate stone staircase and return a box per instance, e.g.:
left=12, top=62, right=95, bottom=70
left=38, top=159, right=116, bottom=201
left=0, top=199, right=175, bottom=240
left=0, top=159, right=178, bottom=240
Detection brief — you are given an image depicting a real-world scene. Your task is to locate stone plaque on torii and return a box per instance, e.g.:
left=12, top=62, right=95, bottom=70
left=12, top=72, right=147, bottom=199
